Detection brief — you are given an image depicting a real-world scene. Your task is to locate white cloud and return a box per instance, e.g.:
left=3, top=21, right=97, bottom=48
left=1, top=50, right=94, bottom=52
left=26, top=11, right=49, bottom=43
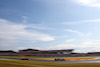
left=73, top=0, right=100, bottom=7
left=16, top=47, right=41, bottom=50
left=65, top=29, right=91, bottom=36
left=66, top=39, right=75, bottom=43
left=45, top=39, right=100, bottom=53
left=0, top=18, right=55, bottom=46
left=54, top=35, right=68, bottom=39
left=14, top=38, right=100, bottom=53
left=28, top=24, right=50, bottom=30
left=63, top=19, right=100, bottom=25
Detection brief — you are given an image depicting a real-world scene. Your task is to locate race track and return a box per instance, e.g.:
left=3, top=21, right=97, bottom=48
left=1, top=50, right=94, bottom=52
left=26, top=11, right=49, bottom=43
left=1, top=57, right=100, bottom=63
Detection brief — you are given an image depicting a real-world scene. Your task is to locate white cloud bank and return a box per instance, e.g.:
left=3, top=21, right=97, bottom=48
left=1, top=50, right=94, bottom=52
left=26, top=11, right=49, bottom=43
left=66, top=29, right=91, bottom=37
left=64, top=19, right=100, bottom=25
left=0, top=18, right=55, bottom=46
left=73, top=0, right=100, bottom=7
left=45, top=39, right=100, bottom=53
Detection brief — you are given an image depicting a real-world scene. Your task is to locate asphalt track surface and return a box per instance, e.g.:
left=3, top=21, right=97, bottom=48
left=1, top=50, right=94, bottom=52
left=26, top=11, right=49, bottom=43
left=1, top=57, right=100, bottom=63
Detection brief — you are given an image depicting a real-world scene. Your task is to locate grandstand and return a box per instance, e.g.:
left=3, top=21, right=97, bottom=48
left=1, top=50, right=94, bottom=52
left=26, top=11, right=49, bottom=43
left=18, top=49, right=74, bottom=56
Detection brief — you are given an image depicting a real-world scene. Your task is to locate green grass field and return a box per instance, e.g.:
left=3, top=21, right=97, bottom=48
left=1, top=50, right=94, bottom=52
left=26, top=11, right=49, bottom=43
left=0, top=59, right=100, bottom=67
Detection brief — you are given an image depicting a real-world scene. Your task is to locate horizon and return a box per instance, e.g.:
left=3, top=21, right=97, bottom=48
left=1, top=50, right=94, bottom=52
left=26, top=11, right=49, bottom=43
left=0, top=48, right=98, bottom=53
left=0, top=48, right=88, bottom=53
left=0, top=0, right=100, bottom=53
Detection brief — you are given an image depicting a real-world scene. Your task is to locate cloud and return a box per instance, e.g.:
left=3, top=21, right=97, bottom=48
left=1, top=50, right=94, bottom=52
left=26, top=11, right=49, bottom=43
left=16, top=47, right=41, bottom=51
left=73, top=0, right=100, bottom=7
left=63, top=19, right=100, bottom=25
left=54, top=35, right=68, bottom=39
left=65, top=29, right=91, bottom=36
left=66, top=39, right=75, bottom=43
left=0, top=18, right=55, bottom=46
left=21, top=16, right=51, bottom=30
left=45, top=39, right=100, bottom=53
left=28, top=24, right=50, bottom=30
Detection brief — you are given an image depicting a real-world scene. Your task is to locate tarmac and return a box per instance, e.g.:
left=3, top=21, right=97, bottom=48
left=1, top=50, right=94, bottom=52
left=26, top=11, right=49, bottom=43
left=1, top=57, right=100, bottom=63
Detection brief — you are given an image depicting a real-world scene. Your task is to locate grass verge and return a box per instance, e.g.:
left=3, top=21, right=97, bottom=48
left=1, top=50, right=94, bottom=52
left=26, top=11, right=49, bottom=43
left=1, top=59, right=100, bottom=67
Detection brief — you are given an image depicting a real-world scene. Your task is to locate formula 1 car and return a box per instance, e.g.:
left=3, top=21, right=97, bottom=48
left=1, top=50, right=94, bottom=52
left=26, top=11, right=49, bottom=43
left=54, top=58, right=65, bottom=61
left=21, top=58, right=31, bottom=60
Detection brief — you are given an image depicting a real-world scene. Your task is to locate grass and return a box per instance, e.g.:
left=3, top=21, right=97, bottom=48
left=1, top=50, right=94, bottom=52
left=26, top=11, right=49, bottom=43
left=1, top=59, right=100, bottom=67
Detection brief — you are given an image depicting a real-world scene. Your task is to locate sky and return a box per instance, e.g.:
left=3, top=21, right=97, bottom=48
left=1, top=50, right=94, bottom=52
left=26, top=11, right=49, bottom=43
left=1, top=0, right=100, bottom=53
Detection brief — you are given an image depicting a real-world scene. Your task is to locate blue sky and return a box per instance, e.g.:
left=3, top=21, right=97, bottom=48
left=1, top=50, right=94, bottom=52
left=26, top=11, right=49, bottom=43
left=1, top=0, right=100, bottom=53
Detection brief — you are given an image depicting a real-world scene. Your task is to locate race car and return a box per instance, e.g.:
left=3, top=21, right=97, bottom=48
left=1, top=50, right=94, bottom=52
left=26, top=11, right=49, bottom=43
left=54, top=58, right=65, bottom=61
left=21, top=58, right=31, bottom=60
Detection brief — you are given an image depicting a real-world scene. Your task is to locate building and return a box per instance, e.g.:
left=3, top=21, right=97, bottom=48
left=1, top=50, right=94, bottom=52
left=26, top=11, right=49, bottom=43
left=0, top=49, right=88, bottom=57
left=18, top=49, right=74, bottom=57
left=87, top=52, right=100, bottom=56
